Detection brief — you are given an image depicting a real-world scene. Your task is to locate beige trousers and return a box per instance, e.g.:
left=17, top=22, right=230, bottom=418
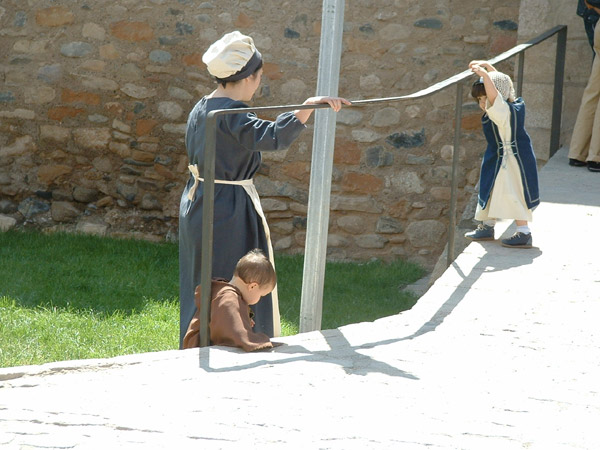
left=569, top=28, right=600, bottom=163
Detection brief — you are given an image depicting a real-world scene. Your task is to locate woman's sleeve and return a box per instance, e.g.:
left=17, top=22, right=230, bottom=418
left=224, top=110, right=306, bottom=152
left=485, top=96, right=510, bottom=129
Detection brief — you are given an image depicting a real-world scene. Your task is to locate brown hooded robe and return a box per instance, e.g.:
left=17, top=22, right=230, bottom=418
left=183, top=279, right=272, bottom=352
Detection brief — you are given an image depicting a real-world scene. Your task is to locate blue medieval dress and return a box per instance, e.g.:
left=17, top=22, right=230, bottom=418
left=179, top=96, right=306, bottom=347
left=475, top=96, right=540, bottom=222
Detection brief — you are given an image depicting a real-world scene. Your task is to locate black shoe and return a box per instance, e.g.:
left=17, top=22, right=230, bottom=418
left=569, top=158, right=587, bottom=167
left=588, top=161, right=600, bottom=172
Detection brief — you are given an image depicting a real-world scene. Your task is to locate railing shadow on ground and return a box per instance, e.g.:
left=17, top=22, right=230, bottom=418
left=199, top=237, right=543, bottom=378
left=197, top=25, right=567, bottom=349
left=199, top=332, right=420, bottom=380
left=377, top=243, right=543, bottom=342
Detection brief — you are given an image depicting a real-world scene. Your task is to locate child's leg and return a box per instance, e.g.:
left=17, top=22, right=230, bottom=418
left=515, top=220, right=530, bottom=234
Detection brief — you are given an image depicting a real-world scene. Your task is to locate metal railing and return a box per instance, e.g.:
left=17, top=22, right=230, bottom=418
left=197, top=25, right=567, bottom=347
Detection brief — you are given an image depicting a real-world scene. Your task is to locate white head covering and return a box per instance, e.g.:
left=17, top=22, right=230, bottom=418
left=488, top=71, right=516, bottom=102
left=202, top=31, right=262, bottom=81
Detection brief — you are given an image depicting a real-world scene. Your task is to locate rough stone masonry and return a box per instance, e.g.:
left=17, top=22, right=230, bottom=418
left=0, top=0, right=520, bottom=269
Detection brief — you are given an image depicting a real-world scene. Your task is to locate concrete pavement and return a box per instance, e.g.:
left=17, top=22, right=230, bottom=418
left=1, top=147, right=599, bottom=449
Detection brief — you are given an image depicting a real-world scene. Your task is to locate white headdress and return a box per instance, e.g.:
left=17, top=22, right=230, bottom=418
left=202, top=31, right=262, bottom=81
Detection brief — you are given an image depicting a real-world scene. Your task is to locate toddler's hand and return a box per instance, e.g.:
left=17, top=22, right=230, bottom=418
left=469, top=60, right=495, bottom=74
left=469, top=60, right=488, bottom=69
left=470, top=64, right=485, bottom=77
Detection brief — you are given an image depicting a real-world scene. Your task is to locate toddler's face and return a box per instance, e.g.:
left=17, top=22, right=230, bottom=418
left=245, top=282, right=273, bottom=305
left=477, top=95, right=487, bottom=111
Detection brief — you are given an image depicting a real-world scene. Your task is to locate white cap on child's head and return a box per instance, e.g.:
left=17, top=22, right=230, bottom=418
left=488, top=71, right=516, bottom=102
left=202, top=31, right=262, bottom=81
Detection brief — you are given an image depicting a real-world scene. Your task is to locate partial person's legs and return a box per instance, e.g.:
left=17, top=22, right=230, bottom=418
left=586, top=109, right=600, bottom=168
left=569, top=26, right=600, bottom=164
left=585, top=40, right=600, bottom=171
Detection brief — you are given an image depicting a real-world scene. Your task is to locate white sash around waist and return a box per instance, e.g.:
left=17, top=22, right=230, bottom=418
left=187, top=164, right=281, bottom=337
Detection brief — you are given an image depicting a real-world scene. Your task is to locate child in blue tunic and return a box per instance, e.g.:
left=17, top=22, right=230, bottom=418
left=464, top=60, right=540, bottom=248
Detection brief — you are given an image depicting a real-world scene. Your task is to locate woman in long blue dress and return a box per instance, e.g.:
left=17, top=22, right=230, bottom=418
left=179, top=31, right=349, bottom=346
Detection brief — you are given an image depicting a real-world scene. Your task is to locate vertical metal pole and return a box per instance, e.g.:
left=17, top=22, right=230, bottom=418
left=299, top=0, right=345, bottom=333
left=516, top=52, right=525, bottom=98
left=447, top=83, right=463, bottom=267
left=199, top=111, right=218, bottom=347
left=550, top=26, right=567, bottom=158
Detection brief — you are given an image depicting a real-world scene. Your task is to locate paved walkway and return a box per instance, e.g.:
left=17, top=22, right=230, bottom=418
left=1, top=147, right=599, bottom=449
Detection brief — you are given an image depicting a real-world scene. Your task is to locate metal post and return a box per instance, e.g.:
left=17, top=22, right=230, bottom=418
left=550, top=26, right=567, bottom=158
left=299, top=0, right=345, bottom=333
left=199, top=111, right=218, bottom=347
left=447, top=83, right=463, bottom=267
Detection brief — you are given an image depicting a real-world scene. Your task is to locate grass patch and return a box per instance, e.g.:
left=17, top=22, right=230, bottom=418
left=0, top=230, right=179, bottom=367
left=0, top=230, right=425, bottom=367
left=0, top=296, right=176, bottom=366
left=276, top=254, right=425, bottom=335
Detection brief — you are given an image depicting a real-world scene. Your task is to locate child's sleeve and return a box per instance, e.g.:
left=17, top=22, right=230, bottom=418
left=485, top=96, right=511, bottom=129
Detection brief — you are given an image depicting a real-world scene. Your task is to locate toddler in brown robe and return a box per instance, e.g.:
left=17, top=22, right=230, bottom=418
left=183, top=249, right=278, bottom=351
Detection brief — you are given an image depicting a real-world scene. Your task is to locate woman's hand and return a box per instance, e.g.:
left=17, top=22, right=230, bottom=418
left=294, top=96, right=351, bottom=123
left=303, top=96, right=351, bottom=112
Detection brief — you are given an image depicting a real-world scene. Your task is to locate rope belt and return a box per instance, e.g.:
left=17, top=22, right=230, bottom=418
left=187, top=164, right=281, bottom=337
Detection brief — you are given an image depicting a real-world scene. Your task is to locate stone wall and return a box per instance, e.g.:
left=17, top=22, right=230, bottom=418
left=0, top=0, right=526, bottom=269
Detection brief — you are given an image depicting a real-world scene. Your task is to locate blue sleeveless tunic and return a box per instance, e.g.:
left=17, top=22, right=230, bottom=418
left=478, top=98, right=540, bottom=210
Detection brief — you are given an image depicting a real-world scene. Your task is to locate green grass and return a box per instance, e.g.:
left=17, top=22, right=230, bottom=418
left=276, top=254, right=425, bottom=335
left=0, top=230, right=425, bottom=368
